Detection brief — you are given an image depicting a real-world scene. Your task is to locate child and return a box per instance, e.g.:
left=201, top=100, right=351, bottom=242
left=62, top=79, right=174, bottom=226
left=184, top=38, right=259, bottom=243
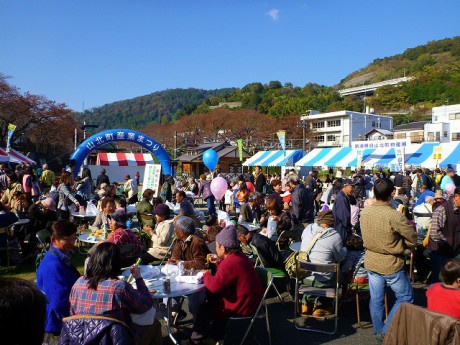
left=224, top=184, right=234, bottom=213
left=426, top=260, right=460, bottom=319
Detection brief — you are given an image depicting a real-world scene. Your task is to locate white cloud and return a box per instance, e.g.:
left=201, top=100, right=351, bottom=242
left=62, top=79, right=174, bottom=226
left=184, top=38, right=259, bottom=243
left=266, top=8, right=280, bottom=21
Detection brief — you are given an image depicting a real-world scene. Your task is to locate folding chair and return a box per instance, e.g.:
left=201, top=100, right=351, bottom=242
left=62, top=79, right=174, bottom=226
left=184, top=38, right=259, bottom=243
left=250, top=243, right=290, bottom=304
left=35, top=229, right=50, bottom=254
left=160, top=236, right=176, bottom=265
left=293, top=260, right=340, bottom=334
left=229, top=267, right=273, bottom=345
left=348, top=260, right=389, bottom=328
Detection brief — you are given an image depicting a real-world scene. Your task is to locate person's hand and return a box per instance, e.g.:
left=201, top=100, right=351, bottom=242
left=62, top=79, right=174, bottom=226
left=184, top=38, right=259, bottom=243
left=143, top=224, right=153, bottom=235
left=272, top=215, right=280, bottom=222
left=167, top=258, right=178, bottom=265
left=130, top=265, right=142, bottom=279
left=260, top=227, right=267, bottom=234
left=207, top=254, right=219, bottom=264
left=75, top=201, right=80, bottom=208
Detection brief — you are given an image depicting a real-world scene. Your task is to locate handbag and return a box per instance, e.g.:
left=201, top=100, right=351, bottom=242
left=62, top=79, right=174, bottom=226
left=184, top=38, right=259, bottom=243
left=284, top=228, right=328, bottom=279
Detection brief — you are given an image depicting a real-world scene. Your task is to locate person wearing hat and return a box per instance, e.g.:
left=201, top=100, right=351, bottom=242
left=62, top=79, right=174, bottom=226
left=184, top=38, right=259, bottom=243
left=189, top=225, right=264, bottom=344
left=299, top=210, right=345, bottom=316
left=96, top=168, right=110, bottom=189
left=142, top=203, right=175, bottom=263
left=332, top=178, right=356, bottom=242
left=428, top=184, right=460, bottom=284
left=123, top=174, right=138, bottom=205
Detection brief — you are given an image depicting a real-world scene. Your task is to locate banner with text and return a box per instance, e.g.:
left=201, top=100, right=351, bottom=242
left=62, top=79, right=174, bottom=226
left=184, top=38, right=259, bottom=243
left=141, top=164, right=162, bottom=197
left=351, top=138, right=410, bottom=150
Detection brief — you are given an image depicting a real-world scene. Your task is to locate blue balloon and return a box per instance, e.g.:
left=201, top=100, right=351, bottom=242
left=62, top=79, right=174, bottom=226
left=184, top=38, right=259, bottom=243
left=203, top=149, right=218, bottom=171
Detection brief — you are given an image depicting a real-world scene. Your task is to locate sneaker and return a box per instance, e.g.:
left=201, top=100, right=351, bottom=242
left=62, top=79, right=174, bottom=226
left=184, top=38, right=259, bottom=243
left=312, top=305, right=333, bottom=317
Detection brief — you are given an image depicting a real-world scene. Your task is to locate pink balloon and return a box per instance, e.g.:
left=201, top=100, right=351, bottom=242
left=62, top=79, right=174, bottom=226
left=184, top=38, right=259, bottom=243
left=210, top=177, right=228, bottom=201
left=246, top=181, right=255, bottom=193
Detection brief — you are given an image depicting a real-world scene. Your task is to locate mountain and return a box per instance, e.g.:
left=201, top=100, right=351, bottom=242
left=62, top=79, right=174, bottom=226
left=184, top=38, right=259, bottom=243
left=76, top=87, right=236, bottom=130
left=76, top=36, right=460, bottom=130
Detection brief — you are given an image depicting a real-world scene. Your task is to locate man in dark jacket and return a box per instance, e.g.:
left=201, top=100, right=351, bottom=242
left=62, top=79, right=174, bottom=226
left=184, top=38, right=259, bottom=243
left=96, top=168, right=110, bottom=189
left=289, top=175, right=314, bottom=225
left=236, top=224, right=284, bottom=269
left=332, top=179, right=355, bottom=242
left=254, top=165, right=266, bottom=194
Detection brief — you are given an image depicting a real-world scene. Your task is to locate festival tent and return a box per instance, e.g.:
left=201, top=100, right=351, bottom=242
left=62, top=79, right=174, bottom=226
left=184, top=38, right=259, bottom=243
left=0, top=148, right=36, bottom=165
left=295, top=147, right=373, bottom=168
left=439, top=142, right=460, bottom=168
left=96, top=153, right=155, bottom=166
left=404, top=143, right=439, bottom=168
left=242, top=150, right=304, bottom=167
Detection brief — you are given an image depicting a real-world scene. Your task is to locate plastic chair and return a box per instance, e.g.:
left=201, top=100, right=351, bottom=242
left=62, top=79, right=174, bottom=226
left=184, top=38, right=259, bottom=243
left=293, top=260, right=340, bottom=334
left=229, top=266, right=273, bottom=345
left=250, top=243, right=290, bottom=304
left=35, top=229, right=50, bottom=254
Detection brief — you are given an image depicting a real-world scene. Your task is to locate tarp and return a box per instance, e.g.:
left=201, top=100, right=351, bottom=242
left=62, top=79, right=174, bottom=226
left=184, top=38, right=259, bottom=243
left=242, top=150, right=304, bottom=167
left=0, top=148, right=36, bottom=165
left=296, top=147, right=372, bottom=168
left=439, top=142, right=460, bottom=168
left=96, top=153, right=154, bottom=166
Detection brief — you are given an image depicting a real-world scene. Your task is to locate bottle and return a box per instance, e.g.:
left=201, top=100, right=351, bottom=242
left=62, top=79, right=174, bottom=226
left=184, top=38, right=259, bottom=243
left=126, top=219, right=132, bottom=229
left=253, top=218, right=257, bottom=226
left=102, top=223, right=108, bottom=240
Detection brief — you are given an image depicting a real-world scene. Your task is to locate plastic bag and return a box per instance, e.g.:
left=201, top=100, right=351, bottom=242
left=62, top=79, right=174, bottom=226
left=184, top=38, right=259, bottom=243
left=86, top=200, right=99, bottom=215
left=266, top=217, right=277, bottom=238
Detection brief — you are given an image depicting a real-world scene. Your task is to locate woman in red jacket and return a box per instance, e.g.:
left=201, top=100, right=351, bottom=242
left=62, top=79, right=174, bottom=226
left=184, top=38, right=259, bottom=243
left=189, top=224, right=264, bottom=344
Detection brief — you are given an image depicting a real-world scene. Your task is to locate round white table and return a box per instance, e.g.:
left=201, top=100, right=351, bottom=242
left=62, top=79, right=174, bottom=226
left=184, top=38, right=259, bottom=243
left=289, top=241, right=302, bottom=252
left=71, top=212, right=98, bottom=219
left=121, top=265, right=205, bottom=345
left=238, top=221, right=261, bottom=232
left=78, top=233, right=105, bottom=244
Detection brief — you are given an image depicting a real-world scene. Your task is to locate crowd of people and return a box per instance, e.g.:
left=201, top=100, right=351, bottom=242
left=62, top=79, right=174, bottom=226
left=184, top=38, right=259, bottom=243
left=2, top=161, right=460, bottom=344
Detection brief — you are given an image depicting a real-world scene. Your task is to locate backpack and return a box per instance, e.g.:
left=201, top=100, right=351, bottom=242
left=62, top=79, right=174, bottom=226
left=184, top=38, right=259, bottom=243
left=262, top=183, right=273, bottom=195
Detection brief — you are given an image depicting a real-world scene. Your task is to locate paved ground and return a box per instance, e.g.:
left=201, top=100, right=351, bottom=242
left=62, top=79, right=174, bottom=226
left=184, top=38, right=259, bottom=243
left=159, top=282, right=428, bottom=345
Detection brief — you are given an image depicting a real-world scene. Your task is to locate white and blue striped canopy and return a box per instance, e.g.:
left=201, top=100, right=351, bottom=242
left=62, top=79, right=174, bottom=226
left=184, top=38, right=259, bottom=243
left=242, top=150, right=304, bottom=167
left=296, top=147, right=373, bottom=168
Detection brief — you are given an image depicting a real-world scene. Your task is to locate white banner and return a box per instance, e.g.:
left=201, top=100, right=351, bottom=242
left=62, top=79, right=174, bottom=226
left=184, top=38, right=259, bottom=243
left=141, top=164, right=162, bottom=197
left=351, top=138, right=410, bottom=150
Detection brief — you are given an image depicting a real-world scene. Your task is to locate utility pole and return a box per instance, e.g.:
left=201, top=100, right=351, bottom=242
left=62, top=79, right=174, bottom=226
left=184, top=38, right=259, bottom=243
left=174, top=131, right=177, bottom=159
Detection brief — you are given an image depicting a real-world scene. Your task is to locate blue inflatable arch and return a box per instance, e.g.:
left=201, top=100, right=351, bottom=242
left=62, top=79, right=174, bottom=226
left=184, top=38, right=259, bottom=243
left=70, top=129, right=172, bottom=177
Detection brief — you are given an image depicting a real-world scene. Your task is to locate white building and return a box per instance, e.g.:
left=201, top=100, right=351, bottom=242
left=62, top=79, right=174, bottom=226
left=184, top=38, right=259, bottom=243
left=425, top=104, right=460, bottom=143
left=300, top=110, right=393, bottom=147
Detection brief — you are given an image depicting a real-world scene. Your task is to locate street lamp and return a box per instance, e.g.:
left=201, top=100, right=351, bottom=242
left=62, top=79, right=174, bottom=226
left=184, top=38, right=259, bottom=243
left=299, top=112, right=310, bottom=152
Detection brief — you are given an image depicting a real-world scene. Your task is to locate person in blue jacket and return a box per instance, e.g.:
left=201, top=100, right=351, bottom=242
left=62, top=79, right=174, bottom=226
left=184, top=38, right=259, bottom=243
left=36, top=220, right=80, bottom=339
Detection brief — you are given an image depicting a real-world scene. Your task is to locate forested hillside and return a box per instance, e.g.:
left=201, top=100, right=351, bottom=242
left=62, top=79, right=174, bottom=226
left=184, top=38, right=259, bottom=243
left=77, top=88, right=235, bottom=129
left=76, top=36, right=460, bottom=130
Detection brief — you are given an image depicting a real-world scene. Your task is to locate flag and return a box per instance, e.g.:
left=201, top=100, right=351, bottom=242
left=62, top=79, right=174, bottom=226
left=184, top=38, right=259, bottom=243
left=237, top=139, right=243, bottom=161
left=6, top=123, right=16, bottom=153
left=277, top=130, right=286, bottom=155
left=356, top=149, right=363, bottom=170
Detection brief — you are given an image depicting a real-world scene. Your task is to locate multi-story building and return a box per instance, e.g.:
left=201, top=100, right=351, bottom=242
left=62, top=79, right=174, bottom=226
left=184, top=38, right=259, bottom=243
left=425, top=104, right=460, bottom=143
left=393, top=121, right=428, bottom=144
left=300, top=110, right=393, bottom=147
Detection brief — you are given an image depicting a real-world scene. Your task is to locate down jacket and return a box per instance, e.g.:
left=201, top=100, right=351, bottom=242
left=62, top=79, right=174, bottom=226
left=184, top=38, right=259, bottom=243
left=59, top=316, right=135, bottom=345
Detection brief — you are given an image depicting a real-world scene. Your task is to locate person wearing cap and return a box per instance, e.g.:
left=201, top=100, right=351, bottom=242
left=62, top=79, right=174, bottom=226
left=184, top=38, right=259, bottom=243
left=190, top=224, right=264, bottom=344
left=237, top=223, right=285, bottom=269
left=332, top=178, right=355, bottom=242
left=428, top=185, right=460, bottom=284
left=360, top=178, right=417, bottom=340
left=96, top=168, right=110, bottom=189
left=123, top=174, right=138, bottom=204
left=142, top=203, right=174, bottom=263
left=441, top=167, right=460, bottom=190
left=299, top=210, right=345, bottom=317
left=105, top=210, right=142, bottom=265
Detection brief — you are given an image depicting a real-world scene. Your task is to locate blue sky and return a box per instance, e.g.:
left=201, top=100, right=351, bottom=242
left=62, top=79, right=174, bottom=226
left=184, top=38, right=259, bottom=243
left=1, top=1, right=459, bottom=111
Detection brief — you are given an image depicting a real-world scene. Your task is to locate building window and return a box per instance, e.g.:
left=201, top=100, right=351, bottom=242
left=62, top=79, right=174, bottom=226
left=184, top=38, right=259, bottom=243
left=314, top=135, right=324, bottom=142
left=327, top=135, right=336, bottom=142
left=327, top=120, right=341, bottom=127
left=312, top=121, right=325, bottom=129
left=448, top=113, right=460, bottom=120
left=372, top=121, right=376, bottom=127
left=434, top=116, right=438, bottom=121
left=452, top=133, right=460, bottom=141
left=444, top=131, right=448, bottom=138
